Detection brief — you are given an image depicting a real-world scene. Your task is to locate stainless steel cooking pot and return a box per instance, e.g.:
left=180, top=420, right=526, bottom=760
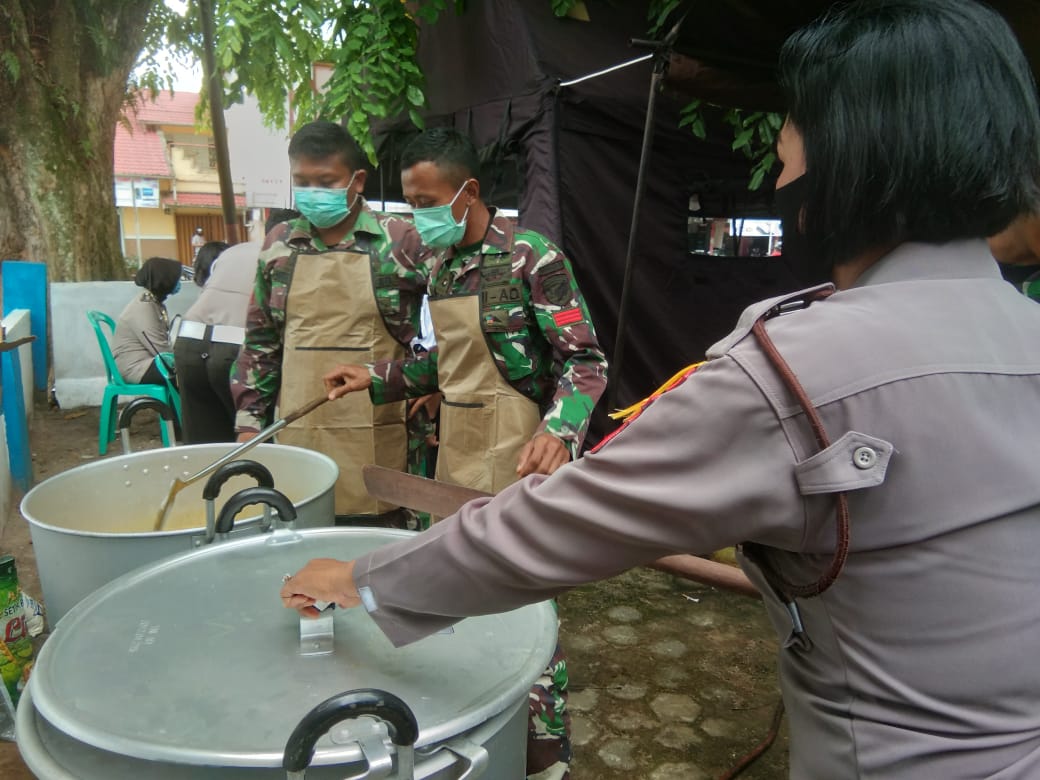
left=21, top=443, right=338, bottom=625
left=17, top=523, right=556, bottom=779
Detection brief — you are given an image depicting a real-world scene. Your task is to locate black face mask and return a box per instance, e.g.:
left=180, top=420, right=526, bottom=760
left=773, top=174, right=829, bottom=287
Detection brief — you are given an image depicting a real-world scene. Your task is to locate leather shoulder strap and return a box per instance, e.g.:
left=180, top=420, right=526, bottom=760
left=741, top=288, right=851, bottom=600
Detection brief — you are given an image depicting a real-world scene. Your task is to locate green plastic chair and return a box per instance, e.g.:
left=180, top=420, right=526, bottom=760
left=86, top=310, right=182, bottom=454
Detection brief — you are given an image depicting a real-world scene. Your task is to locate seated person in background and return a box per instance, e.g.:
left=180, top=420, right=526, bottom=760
left=113, top=256, right=182, bottom=386
left=174, top=213, right=298, bottom=443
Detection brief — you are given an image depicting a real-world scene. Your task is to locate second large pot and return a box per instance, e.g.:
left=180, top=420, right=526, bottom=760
left=20, top=443, right=338, bottom=625
left=17, top=526, right=557, bottom=779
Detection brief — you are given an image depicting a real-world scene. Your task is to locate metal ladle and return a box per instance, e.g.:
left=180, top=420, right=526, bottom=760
left=152, top=393, right=330, bottom=531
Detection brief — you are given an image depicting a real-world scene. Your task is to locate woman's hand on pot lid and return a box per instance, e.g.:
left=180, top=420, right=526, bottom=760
left=280, top=558, right=360, bottom=616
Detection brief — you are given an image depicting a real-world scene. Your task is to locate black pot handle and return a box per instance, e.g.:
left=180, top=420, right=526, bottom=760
left=118, top=397, right=174, bottom=428
left=214, top=486, right=297, bottom=535
left=282, top=689, right=419, bottom=773
left=202, top=459, right=275, bottom=502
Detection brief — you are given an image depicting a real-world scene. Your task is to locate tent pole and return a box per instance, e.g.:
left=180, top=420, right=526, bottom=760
left=608, top=18, right=685, bottom=412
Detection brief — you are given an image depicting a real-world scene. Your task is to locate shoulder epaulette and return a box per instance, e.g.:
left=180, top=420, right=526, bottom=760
left=706, top=283, right=834, bottom=359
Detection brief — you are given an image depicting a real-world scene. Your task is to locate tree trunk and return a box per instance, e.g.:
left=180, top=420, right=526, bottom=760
left=0, top=0, right=155, bottom=281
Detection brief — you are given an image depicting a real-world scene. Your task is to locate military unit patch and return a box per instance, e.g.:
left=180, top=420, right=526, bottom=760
left=542, top=273, right=572, bottom=306
left=483, top=309, right=511, bottom=331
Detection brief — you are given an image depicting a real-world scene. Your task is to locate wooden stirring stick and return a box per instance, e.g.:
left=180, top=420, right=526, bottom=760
left=153, top=394, right=330, bottom=531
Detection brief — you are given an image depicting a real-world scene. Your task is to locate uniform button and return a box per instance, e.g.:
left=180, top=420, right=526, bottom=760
left=852, top=446, right=877, bottom=469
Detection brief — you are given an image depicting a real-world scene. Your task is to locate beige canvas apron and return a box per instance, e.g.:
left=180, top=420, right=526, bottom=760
left=279, top=249, right=407, bottom=515
left=429, top=293, right=541, bottom=494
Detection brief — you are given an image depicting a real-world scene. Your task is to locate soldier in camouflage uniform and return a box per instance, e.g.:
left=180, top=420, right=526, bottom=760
left=323, top=128, right=608, bottom=780
left=230, top=120, right=430, bottom=526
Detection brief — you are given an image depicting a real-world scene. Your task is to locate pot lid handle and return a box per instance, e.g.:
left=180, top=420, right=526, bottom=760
left=282, top=689, right=419, bottom=773
left=214, top=486, right=297, bottom=535
left=203, top=462, right=278, bottom=543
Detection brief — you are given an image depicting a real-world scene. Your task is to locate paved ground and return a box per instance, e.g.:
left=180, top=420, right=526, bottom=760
left=0, top=399, right=788, bottom=778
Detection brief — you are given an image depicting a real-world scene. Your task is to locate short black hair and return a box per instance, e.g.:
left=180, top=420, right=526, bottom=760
left=400, top=128, right=480, bottom=188
left=780, top=0, right=1040, bottom=269
left=288, top=120, right=365, bottom=172
left=193, top=241, right=229, bottom=287
left=265, top=208, right=301, bottom=235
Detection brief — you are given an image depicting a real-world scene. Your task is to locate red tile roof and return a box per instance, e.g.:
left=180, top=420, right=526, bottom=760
left=163, top=192, right=246, bottom=209
left=114, top=121, right=171, bottom=177
left=114, top=90, right=205, bottom=178
left=130, top=89, right=201, bottom=127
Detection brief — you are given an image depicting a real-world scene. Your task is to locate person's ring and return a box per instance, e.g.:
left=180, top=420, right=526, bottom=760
left=282, top=573, right=293, bottom=584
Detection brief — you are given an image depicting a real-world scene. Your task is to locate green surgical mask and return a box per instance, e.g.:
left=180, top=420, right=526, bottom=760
left=293, top=172, right=359, bottom=229
left=413, top=180, right=471, bottom=248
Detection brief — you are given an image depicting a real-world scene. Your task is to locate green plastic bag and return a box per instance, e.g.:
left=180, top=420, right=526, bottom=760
left=0, top=555, right=34, bottom=737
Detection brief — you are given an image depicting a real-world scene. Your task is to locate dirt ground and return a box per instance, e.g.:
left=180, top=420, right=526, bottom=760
left=0, top=398, right=789, bottom=779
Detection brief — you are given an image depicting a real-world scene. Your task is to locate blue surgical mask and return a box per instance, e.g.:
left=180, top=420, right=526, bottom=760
left=293, top=172, right=360, bottom=229
left=413, top=180, right=472, bottom=248
left=171, top=279, right=182, bottom=296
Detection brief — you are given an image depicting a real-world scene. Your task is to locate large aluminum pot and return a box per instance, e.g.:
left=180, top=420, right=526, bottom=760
left=17, top=525, right=557, bottom=779
left=21, top=443, right=338, bottom=625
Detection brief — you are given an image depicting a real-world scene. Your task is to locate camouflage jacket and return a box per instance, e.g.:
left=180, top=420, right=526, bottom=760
left=231, top=202, right=427, bottom=432
left=369, top=211, right=608, bottom=457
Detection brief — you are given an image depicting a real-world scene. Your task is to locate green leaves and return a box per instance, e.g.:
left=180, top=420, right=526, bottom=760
left=678, top=101, right=782, bottom=191
left=551, top=0, right=579, bottom=17
left=678, top=99, right=706, bottom=140
left=648, top=0, right=683, bottom=36
left=135, top=0, right=446, bottom=163
left=141, top=0, right=754, bottom=168
left=308, top=1, right=435, bottom=162
left=749, top=152, right=776, bottom=191
left=725, top=109, right=781, bottom=191
left=731, top=127, right=755, bottom=151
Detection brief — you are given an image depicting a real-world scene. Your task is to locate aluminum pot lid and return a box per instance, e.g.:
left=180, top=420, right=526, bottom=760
left=31, top=527, right=558, bottom=768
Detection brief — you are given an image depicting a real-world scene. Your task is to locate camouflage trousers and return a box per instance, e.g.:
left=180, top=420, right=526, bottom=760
left=527, top=641, right=571, bottom=780
left=405, top=406, right=438, bottom=530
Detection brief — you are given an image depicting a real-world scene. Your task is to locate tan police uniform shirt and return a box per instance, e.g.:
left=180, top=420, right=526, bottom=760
left=353, top=240, right=1040, bottom=778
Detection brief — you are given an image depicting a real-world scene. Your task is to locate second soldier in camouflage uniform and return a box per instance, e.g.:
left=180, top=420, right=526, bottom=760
left=323, top=128, right=608, bottom=780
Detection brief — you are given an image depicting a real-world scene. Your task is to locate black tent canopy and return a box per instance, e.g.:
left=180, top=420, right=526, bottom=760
left=373, top=0, right=1040, bottom=444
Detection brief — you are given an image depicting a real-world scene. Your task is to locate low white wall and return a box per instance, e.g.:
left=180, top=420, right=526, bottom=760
left=52, top=282, right=200, bottom=409
left=0, top=309, right=35, bottom=536
left=3, top=309, right=34, bottom=423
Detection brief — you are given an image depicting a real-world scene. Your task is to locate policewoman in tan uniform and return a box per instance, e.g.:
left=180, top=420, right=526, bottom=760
left=288, top=3, right=1040, bottom=777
